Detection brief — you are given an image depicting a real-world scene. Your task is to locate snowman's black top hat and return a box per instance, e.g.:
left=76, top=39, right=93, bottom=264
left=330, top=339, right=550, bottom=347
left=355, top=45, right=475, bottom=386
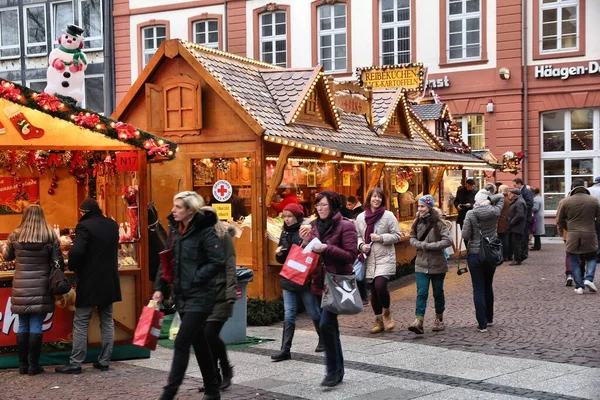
left=64, top=24, right=84, bottom=37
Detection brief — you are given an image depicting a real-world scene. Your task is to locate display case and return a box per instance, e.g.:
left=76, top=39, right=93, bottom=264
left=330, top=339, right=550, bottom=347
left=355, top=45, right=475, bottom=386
left=441, top=169, right=463, bottom=217
left=389, top=166, right=423, bottom=221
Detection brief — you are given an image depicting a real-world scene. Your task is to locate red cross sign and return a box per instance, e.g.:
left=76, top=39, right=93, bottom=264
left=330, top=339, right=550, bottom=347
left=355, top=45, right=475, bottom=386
left=212, top=180, right=233, bottom=202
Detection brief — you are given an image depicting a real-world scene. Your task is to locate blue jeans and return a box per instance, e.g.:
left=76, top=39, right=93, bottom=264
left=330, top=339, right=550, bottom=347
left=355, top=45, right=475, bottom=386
left=415, top=272, right=446, bottom=318
left=319, top=309, right=344, bottom=377
left=569, top=252, right=597, bottom=289
left=467, top=254, right=496, bottom=328
left=17, top=313, right=45, bottom=334
left=282, top=289, right=321, bottom=324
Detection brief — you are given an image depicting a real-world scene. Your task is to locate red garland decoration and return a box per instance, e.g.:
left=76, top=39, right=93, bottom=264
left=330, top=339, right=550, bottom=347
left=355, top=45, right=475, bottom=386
left=70, top=151, right=84, bottom=168
left=73, top=112, right=100, bottom=129
left=47, top=152, right=61, bottom=167
left=0, top=80, right=21, bottom=101
left=144, top=139, right=170, bottom=157
left=114, top=122, right=139, bottom=140
left=34, top=92, right=62, bottom=111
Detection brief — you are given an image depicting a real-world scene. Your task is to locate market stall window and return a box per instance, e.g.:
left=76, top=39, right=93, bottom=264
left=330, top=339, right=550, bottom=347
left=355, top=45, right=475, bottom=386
left=388, top=166, right=421, bottom=221
left=441, top=169, right=462, bottom=216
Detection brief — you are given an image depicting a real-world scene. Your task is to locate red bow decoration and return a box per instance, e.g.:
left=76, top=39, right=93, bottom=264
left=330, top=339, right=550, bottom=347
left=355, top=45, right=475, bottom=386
left=35, top=92, right=62, bottom=112
left=144, top=139, right=170, bottom=157
left=73, top=112, right=101, bottom=129
left=70, top=151, right=84, bottom=168
left=27, top=151, right=36, bottom=167
left=47, top=152, right=61, bottom=167
left=114, top=122, right=138, bottom=140
left=0, top=81, right=21, bottom=101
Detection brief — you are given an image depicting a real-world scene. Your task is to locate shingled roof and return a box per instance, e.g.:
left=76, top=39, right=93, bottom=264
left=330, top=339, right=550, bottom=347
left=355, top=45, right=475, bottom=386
left=411, top=103, right=447, bottom=121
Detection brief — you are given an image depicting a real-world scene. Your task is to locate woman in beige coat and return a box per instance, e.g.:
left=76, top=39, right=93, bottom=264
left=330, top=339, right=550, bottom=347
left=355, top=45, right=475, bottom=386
left=356, top=188, right=401, bottom=333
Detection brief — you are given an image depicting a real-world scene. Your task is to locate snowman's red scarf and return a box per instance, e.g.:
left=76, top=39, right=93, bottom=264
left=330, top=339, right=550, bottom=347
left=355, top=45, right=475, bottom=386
left=58, top=45, right=88, bottom=67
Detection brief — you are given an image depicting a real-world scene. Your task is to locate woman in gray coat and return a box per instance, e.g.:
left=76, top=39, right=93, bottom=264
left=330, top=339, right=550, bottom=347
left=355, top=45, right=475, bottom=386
left=3, top=204, right=64, bottom=376
left=530, top=187, right=545, bottom=251
left=408, top=195, right=452, bottom=334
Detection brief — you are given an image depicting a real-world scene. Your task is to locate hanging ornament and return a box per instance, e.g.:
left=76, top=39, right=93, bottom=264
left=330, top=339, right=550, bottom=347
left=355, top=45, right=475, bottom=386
left=214, top=158, right=235, bottom=174
left=3, top=105, right=45, bottom=140
left=34, top=150, right=49, bottom=175
left=48, top=188, right=55, bottom=195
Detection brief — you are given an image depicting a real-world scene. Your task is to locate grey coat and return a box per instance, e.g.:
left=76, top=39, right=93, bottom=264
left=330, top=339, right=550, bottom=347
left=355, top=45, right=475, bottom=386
left=410, top=213, right=452, bottom=275
left=462, top=194, right=505, bottom=255
left=532, top=195, right=546, bottom=236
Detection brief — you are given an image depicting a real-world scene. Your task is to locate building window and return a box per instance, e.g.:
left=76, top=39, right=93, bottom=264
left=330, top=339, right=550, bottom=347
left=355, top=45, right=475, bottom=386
left=142, top=25, right=166, bottom=68
left=24, top=4, right=47, bottom=57
left=318, top=4, right=347, bottom=73
left=27, top=80, right=47, bottom=92
left=541, top=109, right=599, bottom=212
left=193, top=20, right=219, bottom=48
left=305, top=90, right=318, bottom=115
left=540, top=0, right=578, bottom=53
left=380, top=0, right=410, bottom=65
left=52, top=1, right=74, bottom=45
left=0, top=8, right=20, bottom=59
left=447, top=0, right=480, bottom=61
left=455, top=114, right=485, bottom=150
left=83, top=75, right=104, bottom=114
left=79, top=0, right=103, bottom=50
left=260, top=11, right=287, bottom=67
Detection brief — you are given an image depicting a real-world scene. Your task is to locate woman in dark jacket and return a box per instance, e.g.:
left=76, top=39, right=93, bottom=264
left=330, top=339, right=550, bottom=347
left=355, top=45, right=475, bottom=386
left=300, top=190, right=358, bottom=388
left=3, top=204, right=63, bottom=376
left=507, top=188, right=527, bottom=266
left=153, top=191, right=225, bottom=400
left=462, top=190, right=505, bottom=332
left=271, top=203, right=322, bottom=362
left=198, top=207, right=238, bottom=392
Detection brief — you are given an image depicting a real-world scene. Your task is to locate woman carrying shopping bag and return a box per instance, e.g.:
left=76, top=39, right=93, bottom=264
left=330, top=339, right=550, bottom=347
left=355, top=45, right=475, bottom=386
left=300, top=190, right=358, bottom=388
left=408, top=195, right=452, bottom=334
left=153, top=191, right=224, bottom=400
left=271, top=203, right=323, bottom=362
left=2, top=204, right=64, bottom=376
left=355, top=188, right=401, bottom=334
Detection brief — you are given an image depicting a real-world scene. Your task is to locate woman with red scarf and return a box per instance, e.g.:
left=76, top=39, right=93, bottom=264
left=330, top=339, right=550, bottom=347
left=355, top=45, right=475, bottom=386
left=355, top=188, right=401, bottom=334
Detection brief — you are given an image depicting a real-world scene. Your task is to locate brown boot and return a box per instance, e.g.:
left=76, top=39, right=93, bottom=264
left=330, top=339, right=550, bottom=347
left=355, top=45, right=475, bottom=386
left=408, top=318, right=424, bottom=334
left=432, top=318, right=445, bottom=331
left=382, top=308, right=395, bottom=331
left=370, top=316, right=384, bottom=334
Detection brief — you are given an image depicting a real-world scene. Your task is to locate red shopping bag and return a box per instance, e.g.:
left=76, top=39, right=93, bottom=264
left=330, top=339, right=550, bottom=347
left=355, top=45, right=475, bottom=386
left=280, top=244, right=320, bottom=286
left=133, top=304, right=164, bottom=351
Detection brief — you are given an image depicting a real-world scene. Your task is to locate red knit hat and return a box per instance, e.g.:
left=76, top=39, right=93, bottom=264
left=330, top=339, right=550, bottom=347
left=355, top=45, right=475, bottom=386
left=283, top=203, right=304, bottom=221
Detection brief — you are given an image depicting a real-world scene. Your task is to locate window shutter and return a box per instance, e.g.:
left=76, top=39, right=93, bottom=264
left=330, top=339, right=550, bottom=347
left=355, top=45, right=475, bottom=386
left=145, top=83, right=164, bottom=131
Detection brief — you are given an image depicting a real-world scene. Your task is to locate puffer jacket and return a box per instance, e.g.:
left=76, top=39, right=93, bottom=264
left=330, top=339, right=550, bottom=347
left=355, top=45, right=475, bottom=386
left=355, top=210, right=401, bottom=279
left=3, top=236, right=63, bottom=314
left=409, top=213, right=452, bottom=275
left=307, top=211, right=358, bottom=296
left=155, top=211, right=225, bottom=314
left=208, top=226, right=238, bottom=322
left=507, top=196, right=527, bottom=234
left=276, top=223, right=310, bottom=292
left=462, top=194, right=505, bottom=255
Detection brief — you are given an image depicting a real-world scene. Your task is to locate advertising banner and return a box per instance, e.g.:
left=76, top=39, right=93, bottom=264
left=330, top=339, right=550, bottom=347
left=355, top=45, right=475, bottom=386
left=0, top=177, right=39, bottom=215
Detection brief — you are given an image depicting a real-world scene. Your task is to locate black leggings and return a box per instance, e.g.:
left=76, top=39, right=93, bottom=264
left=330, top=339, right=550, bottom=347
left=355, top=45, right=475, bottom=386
left=370, top=276, right=390, bottom=315
left=205, top=320, right=230, bottom=372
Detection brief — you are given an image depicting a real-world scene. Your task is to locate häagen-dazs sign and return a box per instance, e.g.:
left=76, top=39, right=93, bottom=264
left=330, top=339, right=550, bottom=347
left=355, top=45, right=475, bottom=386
left=535, top=61, right=600, bottom=80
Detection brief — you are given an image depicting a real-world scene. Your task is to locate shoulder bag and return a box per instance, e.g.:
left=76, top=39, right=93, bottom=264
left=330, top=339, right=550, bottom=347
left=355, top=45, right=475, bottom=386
left=321, top=271, right=363, bottom=315
left=474, top=215, right=504, bottom=267
left=49, top=242, right=71, bottom=295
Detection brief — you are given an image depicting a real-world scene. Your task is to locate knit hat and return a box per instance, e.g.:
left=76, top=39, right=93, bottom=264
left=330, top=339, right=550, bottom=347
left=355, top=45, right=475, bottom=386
left=474, top=189, right=491, bottom=204
left=283, top=203, right=304, bottom=221
left=315, top=190, right=341, bottom=211
left=418, top=194, right=435, bottom=209
left=79, top=198, right=99, bottom=212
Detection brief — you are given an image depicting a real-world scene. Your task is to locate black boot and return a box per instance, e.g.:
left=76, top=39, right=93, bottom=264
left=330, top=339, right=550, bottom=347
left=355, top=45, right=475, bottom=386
left=220, top=365, right=233, bottom=390
left=199, top=366, right=221, bottom=392
left=16, top=333, right=29, bottom=374
left=270, top=323, right=295, bottom=362
left=312, top=320, right=324, bottom=353
left=27, top=333, right=44, bottom=375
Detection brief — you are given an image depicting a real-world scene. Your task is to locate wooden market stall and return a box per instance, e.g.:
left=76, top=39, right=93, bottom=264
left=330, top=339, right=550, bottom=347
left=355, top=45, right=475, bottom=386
left=112, top=40, right=491, bottom=300
left=0, top=81, right=177, bottom=367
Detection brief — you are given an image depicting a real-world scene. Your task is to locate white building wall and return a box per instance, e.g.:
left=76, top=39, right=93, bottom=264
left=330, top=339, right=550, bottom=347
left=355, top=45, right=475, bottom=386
left=350, top=1, right=374, bottom=75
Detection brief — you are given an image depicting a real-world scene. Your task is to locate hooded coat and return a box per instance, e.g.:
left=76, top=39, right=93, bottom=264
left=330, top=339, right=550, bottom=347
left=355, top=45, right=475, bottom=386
left=154, top=211, right=224, bottom=313
left=409, top=211, right=452, bottom=275
left=3, top=236, right=63, bottom=314
left=558, top=187, right=600, bottom=254
left=462, top=194, right=505, bottom=255
left=68, top=206, right=121, bottom=307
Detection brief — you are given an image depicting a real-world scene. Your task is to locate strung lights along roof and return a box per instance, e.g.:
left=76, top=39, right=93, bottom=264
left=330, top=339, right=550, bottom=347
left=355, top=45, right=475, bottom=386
left=289, top=71, right=342, bottom=130
left=263, top=135, right=338, bottom=157
left=343, top=154, right=496, bottom=170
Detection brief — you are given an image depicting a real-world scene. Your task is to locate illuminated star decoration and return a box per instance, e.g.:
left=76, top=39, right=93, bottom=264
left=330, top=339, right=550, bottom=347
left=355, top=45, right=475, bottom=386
left=335, top=280, right=357, bottom=304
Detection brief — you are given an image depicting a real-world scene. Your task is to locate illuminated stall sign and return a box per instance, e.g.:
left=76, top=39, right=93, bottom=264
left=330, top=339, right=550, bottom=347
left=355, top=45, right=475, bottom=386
left=359, top=64, right=425, bottom=91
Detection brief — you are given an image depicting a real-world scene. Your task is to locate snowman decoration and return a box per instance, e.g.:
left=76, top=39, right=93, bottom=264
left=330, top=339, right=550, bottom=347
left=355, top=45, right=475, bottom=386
left=44, top=24, right=88, bottom=105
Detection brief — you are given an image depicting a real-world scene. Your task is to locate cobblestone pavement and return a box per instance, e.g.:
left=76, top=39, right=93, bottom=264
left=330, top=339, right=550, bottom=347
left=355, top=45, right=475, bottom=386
left=297, top=239, right=600, bottom=368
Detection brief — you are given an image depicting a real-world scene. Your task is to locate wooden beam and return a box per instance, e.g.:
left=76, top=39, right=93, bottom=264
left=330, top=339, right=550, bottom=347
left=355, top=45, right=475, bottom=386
left=265, top=145, right=295, bottom=206
left=429, top=166, right=446, bottom=195
left=367, top=164, right=385, bottom=191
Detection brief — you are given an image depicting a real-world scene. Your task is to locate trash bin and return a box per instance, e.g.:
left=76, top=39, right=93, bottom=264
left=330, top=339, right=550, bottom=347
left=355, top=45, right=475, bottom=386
left=221, top=267, right=254, bottom=344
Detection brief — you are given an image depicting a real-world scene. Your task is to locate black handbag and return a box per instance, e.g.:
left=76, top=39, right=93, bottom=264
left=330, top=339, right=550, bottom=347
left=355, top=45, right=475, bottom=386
left=474, top=215, right=504, bottom=267
left=49, top=242, right=71, bottom=295
left=321, top=271, right=363, bottom=315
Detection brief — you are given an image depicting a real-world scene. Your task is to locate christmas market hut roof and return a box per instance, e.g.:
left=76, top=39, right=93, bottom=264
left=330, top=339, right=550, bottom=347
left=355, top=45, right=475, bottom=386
left=410, top=103, right=448, bottom=121
left=112, top=40, right=489, bottom=168
left=0, top=80, right=177, bottom=160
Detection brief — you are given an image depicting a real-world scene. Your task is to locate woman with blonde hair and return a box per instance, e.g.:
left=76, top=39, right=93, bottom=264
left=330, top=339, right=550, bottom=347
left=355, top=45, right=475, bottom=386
left=153, top=191, right=224, bottom=400
left=3, top=204, right=64, bottom=375
left=198, top=206, right=237, bottom=392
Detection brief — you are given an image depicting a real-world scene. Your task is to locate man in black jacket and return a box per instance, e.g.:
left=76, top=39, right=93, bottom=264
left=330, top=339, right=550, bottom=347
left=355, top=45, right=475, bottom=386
left=454, top=178, right=476, bottom=228
left=513, top=178, right=534, bottom=260
left=56, top=199, right=121, bottom=374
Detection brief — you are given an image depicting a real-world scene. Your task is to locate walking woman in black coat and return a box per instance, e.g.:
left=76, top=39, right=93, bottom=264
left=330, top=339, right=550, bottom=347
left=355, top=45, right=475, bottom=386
left=153, top=191, right=225, bottom=400
left=3, top=205, right=64, bottom=375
